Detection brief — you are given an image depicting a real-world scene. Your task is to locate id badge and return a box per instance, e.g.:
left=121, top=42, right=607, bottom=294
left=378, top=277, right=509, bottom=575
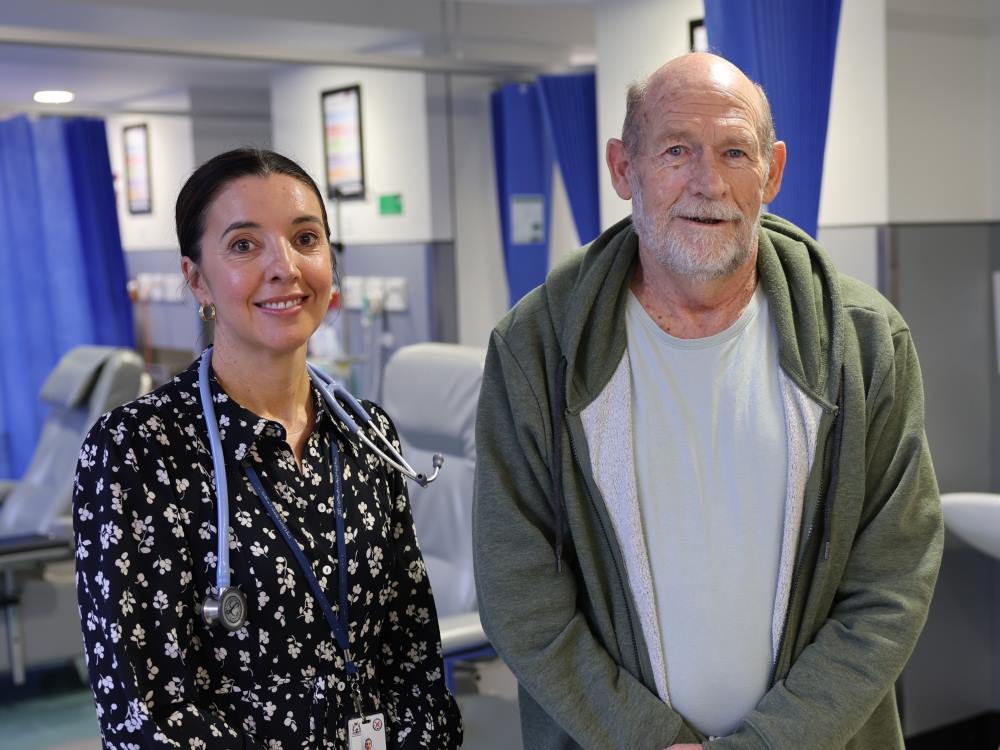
left=347, top=712, right=387, bottom=750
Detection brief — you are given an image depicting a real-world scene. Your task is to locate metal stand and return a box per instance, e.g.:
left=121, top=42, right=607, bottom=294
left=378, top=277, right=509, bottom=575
left=0, top=537, right=73, bottom=685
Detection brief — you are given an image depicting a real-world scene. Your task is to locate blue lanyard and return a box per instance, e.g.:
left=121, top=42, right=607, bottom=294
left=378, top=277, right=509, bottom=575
left=243, top=442, right=356, bottom=677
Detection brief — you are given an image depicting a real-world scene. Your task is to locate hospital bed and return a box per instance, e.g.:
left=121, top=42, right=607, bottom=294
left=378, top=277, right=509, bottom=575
left=0, top=346, right=143, bottom=685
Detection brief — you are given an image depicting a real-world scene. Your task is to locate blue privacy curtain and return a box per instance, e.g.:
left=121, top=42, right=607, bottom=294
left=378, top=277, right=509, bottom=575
left=704, top=0, right=842, bottom=238
left=492, top=72, right=599, bottom=307
left=537, top=73, right=600, bottom=247
left=0, top=115, right=133, bottom=478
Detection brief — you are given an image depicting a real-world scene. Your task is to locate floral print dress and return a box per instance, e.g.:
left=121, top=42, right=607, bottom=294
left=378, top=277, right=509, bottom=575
left=73, top=356, right=463, bottom=749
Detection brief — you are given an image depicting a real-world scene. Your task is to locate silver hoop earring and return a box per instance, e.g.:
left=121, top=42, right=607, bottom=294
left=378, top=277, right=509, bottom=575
left=198, top=303, right=216, bottom=322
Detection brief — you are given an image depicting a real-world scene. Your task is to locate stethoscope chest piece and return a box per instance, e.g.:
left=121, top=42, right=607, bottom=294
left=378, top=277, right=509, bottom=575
left=198, top=587, right=248, bottom=631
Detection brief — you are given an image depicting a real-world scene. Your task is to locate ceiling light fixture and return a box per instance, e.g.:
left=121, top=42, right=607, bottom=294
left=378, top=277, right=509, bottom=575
left=33, top=90, right=75, bottom=104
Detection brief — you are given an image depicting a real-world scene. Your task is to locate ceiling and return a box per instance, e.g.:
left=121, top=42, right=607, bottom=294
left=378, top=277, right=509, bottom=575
left=0, top=0, right=596, bottom=116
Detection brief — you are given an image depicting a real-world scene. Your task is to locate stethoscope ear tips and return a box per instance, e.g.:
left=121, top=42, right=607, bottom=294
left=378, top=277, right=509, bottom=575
left=415, top=454, right=445, bottom=487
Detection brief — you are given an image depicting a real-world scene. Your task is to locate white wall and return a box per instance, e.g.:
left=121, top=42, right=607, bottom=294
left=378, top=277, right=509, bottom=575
left=425, top=74, right=456, bottom=245
left=886, top=13, right=992, bottom=223
left=270, top=66, right=442, bottom=246
left=818, top=0, right=889, bottom=227
left=991, top=34, right=1000, bottom=220
left=105, top=114, right=195, bottom=251
left=815, top=225, right=881, bottom=290
left=449, top=75, right=508, bottom=348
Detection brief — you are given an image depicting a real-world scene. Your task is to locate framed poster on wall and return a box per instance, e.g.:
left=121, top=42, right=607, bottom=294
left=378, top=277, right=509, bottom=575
left=321, top=84, right=366, bottom=200
left=123, top=123, right=152, bottom=215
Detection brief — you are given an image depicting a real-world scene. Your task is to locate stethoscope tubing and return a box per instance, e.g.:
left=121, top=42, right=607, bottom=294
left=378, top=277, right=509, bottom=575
left=306, top=362, right=439, bottom=485
left=198, top=351, right=232, bottom=595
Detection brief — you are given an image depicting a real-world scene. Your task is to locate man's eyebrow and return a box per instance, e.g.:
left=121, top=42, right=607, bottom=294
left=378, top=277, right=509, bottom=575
left=727, top=128, right=758, bottom=143
left=656, top=126, right=696, bottom=142
left=723, top=133, right=757, bottom=148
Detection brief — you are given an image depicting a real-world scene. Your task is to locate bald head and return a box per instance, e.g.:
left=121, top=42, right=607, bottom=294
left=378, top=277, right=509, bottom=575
left=622, top=53, right=775, bottom=162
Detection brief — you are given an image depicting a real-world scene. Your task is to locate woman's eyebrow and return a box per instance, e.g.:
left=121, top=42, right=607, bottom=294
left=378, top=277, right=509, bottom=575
left=220, top=220, right=259, bottom=239
left=220, top=215, right=322, bottom=239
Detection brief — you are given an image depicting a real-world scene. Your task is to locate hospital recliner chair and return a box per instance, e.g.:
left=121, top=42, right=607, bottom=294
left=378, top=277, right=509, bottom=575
left=382, top=343, right=484, bottom=633
left=0, top=345, right=144, bottom=684
left=383, top=343, right=523, bottom=749
left=382, top=342, right=494, bottom=657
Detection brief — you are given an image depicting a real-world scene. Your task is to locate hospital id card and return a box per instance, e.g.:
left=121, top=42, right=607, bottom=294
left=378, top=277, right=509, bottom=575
left=348, top=712, right=387, bottom=750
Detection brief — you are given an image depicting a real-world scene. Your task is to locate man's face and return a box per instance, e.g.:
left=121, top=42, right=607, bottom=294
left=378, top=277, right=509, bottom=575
left=621, top=72, right=782, bottom=281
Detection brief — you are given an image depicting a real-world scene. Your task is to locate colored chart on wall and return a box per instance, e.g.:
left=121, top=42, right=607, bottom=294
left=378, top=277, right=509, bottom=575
left=322, top=84, right=365, bottom=199
left=123, top=123, right=151, bottom=214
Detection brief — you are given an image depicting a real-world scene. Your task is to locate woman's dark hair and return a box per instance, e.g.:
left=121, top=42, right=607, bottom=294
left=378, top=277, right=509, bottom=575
left=175, top=148, right=332, bottom=263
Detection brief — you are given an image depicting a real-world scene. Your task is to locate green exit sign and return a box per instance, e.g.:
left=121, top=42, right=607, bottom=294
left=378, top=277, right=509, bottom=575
left=379, top=193, right=403, bottom=216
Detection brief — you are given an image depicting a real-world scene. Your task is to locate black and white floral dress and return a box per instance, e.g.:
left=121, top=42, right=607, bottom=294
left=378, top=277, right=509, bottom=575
left=73, top=355, right=463, bottom=749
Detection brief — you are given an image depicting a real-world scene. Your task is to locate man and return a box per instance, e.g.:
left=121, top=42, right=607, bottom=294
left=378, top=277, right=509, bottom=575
left=472, top=52, right=941, bottom=749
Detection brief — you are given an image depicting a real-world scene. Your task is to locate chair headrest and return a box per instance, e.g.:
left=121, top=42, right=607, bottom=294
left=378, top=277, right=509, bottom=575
left=381, top=343, right=486, bottom=457
left=40, top=346, right=128, bottom=408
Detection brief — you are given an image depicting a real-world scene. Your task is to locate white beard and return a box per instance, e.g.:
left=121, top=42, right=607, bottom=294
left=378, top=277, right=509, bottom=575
left=629, top=172, right=761, bottom=282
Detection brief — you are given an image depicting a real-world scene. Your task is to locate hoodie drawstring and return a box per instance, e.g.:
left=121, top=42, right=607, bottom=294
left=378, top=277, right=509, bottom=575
left=549, top=357, right=568, bottom=572
left=822, top=366, right=846, bottom=560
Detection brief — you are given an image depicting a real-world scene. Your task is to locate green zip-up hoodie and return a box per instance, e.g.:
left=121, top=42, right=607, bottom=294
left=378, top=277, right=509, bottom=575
left=472, top=215, right=942, bottom=749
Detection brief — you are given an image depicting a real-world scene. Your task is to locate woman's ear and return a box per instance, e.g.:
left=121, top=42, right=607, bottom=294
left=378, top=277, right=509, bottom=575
left=181, top=257, right=209, bottom=305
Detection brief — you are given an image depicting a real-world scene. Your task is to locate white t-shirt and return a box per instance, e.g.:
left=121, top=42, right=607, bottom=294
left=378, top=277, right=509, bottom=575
left=625, top=286, right=787, bottom=737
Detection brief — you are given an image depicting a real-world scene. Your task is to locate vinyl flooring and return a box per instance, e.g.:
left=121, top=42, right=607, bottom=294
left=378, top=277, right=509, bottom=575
left=0, top=659, right=521, bottom=750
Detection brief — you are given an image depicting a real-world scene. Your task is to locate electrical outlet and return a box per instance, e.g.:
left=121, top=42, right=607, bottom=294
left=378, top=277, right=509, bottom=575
left=384, top=277, right=408, bottom=311
left=342, top=276, right=364, bottom=310
left=365, top=277, right=386, bottom=314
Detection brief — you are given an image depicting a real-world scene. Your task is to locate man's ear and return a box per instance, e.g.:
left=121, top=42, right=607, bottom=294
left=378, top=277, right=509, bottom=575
left=606, top=138, right=634, bottom=200
left=762, top=140, right=787, bottom=204
left=181, top=257, right=209, bottom=305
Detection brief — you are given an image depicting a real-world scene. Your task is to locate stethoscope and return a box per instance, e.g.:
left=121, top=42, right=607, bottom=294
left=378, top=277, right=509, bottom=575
left=195, top=346, right=443, bottom=633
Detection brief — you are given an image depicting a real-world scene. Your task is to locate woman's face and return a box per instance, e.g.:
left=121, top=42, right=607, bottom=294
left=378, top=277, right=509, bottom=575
left=184, top=173, right=333, bottom=360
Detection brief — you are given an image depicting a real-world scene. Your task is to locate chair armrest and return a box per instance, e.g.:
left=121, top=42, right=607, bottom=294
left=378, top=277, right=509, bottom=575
left=47, top=515, right=74, bottom=540
left=440, top=611, right=489, bottom=656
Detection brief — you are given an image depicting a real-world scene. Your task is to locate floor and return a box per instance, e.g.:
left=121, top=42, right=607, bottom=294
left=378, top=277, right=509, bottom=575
left=0, top=658, right=521, bottom=750
left=0, top=688, right=100, bottom=750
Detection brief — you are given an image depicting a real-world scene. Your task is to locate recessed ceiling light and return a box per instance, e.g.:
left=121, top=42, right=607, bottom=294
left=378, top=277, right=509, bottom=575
left=33, top=90, right=75, bottom=104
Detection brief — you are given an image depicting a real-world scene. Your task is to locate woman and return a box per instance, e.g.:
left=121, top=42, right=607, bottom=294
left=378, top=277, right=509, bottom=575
left=73, top=149, right=462, bottom=749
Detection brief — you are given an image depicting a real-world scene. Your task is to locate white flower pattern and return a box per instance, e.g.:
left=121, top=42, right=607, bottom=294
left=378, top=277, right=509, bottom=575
left=74, top=356, right=462, bottom=749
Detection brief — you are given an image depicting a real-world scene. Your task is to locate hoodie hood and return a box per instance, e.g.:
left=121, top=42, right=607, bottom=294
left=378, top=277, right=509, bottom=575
left=545, top=213, right=845, bottom=414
